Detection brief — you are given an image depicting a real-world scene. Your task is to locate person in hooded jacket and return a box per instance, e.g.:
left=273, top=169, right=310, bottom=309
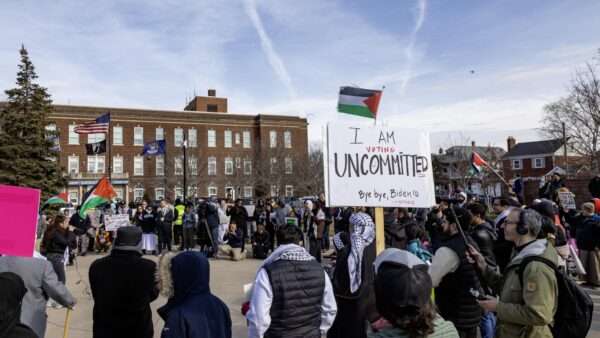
left=573, top=202, right=600, bottom=287
left=0, top=272, right=37, bottom=338
left=328, top=212, right=378, bottom=338
left=157, top=251, right=232, bottom=338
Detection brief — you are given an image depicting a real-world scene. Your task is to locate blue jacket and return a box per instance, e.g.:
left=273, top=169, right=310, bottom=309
left=158, top=252, right=231, bottom=338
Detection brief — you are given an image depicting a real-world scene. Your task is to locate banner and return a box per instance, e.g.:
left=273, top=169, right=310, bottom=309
left=0, top=185, right=40, bottom=257
left=324, top=122, right=435, bottom=207
left=86, top=140, right=107, bottom=155
left=558, top=191, right=576, bottom=210
left=285, top=217, right=299, bottom=226
left=104, top=214, right=131, bottom=231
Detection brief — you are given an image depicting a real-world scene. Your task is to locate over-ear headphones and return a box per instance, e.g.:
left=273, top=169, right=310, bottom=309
left=516, top=209, right=529, bottom=235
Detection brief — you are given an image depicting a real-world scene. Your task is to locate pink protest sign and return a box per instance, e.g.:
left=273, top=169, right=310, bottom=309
left=0, top=185, right=40, bottom=257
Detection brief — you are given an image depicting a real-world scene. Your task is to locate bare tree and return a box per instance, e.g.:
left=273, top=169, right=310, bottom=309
left=542, top=53, right=600, bottom=170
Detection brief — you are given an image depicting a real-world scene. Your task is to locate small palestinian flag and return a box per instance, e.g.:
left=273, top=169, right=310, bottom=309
left=43, top=192, right=68, bottom=206
left=79, top=176, right=116, bottom=217
left=471, top=151, right=489, bottom=174
left=337, top=86, right=383, bottom=119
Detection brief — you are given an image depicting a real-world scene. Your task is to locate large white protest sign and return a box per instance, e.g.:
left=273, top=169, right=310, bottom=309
left=104, top=214, right=131, bottom=231
left=324, top=123, right=435, bottom=207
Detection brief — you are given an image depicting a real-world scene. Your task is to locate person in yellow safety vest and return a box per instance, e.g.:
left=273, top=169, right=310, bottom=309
left=174, top=199, right=186, bottom=250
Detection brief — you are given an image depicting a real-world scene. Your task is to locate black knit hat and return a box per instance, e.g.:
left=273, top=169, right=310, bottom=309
left=113, top=226, right=143, bottom=253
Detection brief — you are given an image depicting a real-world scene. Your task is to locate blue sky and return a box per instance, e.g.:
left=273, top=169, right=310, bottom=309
left=1, top=0, right=599, bottom=150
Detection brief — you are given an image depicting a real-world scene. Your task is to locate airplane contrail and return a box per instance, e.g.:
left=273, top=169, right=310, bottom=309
left=400, top=0, right=427, bottom=93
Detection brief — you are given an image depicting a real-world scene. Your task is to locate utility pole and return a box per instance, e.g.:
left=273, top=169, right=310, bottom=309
left=562, top=122, right=568, bottom=176
left=183, top=137, right=188, bottom=203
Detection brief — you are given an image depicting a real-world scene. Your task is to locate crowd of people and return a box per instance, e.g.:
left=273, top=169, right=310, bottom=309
left=0, top=181, right=597, bottom=338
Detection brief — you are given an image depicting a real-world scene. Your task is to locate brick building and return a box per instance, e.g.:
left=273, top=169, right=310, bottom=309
left=41, top=90, right=308, bottom=204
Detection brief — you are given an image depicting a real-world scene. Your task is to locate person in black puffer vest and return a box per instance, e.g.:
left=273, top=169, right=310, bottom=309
left=429, top=207, right=483, bottom=338
left=246, top=224, right=337, bottom=338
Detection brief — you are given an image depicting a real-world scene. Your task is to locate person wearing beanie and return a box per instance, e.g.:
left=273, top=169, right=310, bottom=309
left=428, top=207, right=483, bottom=338
left=89, top=226, right=159, bottom=338
left=468, top=208, right=558, bottom=338
left=368, top=249, right=458, bottom=338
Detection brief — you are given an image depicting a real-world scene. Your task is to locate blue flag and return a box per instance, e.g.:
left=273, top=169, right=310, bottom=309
left=142, top=140, right=166, bottom=156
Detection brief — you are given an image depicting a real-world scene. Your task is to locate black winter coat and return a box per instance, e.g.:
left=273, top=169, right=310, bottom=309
left=206, top=203, right=220, bottom=229
left=589, top=177, right=600, bottom=198
left=469, top=221, right=497, bottom=267
left=227, top=206, right=248, bottom=232
left=89, top=250, right=159, bottom=338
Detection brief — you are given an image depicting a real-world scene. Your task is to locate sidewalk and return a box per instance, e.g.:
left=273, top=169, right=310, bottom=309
left=46, top=252, right=262, bottom=338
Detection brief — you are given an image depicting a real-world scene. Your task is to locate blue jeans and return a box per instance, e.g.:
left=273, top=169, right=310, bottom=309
left=480, top=311, right=497, bottom=338
left=211, top=227, right=220, bottom=254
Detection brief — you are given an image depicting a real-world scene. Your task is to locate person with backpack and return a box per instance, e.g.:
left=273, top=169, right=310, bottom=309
left=468, top=208, right=559, bottom=338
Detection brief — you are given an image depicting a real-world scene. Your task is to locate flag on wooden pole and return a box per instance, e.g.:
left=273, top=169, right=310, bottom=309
left=337, top=86, right=382, bottom=119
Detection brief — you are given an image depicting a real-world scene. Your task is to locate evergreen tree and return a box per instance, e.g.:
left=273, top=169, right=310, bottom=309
left=0, top=46, right=66, bottom=202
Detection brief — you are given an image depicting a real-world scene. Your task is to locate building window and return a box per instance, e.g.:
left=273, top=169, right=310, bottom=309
left=235, top=133, right=240, bottom=145
left=87, top=133, right=105, bottom=144
left=68, top=124, right=79, bottom=145
left=208, top=186, right=217, bottom=197
left=243, top=160, right=252, bottom=175
left=68, top=156, right=79, bottom=175
left=270, top=185, right=279, bottom=197
left=188, top=129, right=197, bottom=147
left=270, top=130, right=277, bottom=148
left=188, top=186, right=198, bottom=198
left=207, top=104, right=218, bottom=112
left=284, top=157, right=293, bottom=174
left=224, top=130, right=232, bottom=148
left=208, top=129, right=216, bottom=147
left=174, top=128, right=184, bottom=147
left=225, top=157, right=233, bottom=175
left=68, top=189, right=79, bottom=205
left=156, top=127, right=164, bottom=141
left=133, top=188, right=144, bottom=202
left=134, top=127, right=144, bottom=146
left=270, top=157, right=277, bottom=174
left=243, top=131, right=251, bottom=149
left=175, top=187, right=184, bottom=201
left=243, top=186, right=253, bottom=198
left=533, top=157, right=545, bottom=169
left=284, top=131, right=292, bottom=148
left=87, top=155, right=105, bottom=174
left=114, top=188, right=124, bottom=200
left=45, top=124, right=59, bottom=150
left=208, top=157, right=216, bottom=176
left=134, top=156, right=144, bottom=176
left=175, top=157, right=184, bottom=176
left=190, top=157, right=198, bottom=176
left=156, top=156, right=165, bottom=176
left=512, top=159, right=522, bottom=170
left=113, top=126, right=123, bottom=145
left=113, top=156, right=123, bottom=174
left=155, top=188, right=165, bottom=201
left=235, top=157, right=241, bottom=169
left=285, top=185, right=294, bottom=197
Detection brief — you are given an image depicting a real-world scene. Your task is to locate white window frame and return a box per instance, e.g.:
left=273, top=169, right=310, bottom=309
left=243, top=130, right=251, bottom=149
left=270, top=184, right=279, bottom=197
left=225, top=157, right=233, bottom=175
left=155, top=188, right=165, bottom=200
left=284, top=131, right=292, bottom=148
left=68, top=124, right=79, bottom=145
left=113, top=126, right=123, bottom=145
left=285, top=185, right=294, bottom=197
left=174, top=187, right=184, bottom=201
left=208, top=129, right=216, bottom=148
left=112, top=156, right=123, bottom=174
left=134, top=127, right=144, bottom=146
left=224, top=130, right=232, bottom=148
left=133, top=188, right=144, bottom=201
left=156, top=127, right=164, bottom=141
left=114, top=187, right=124, bottom=200
left=235, top=133, right=241, bottom=145
left=174, top=128, right=184, bottom=147
left=175, top=157, right=184, bottom=176
left=68, top=189, right=79, bottom=205
left=243, top=186, right=253, bottom=198
left=134, top=156, right=144, bottom=176
left=87, top=133, right=105, bottom=144
left=512, top=159, right=522, bottom=170
left=208, top=186, right=218, bottom=197
left=284, top=157, right=293, bottom=174
left=188, top=128, right=197, bottom=147
left=68, top=155, right=79, bottom=175
left=189, top=157, right=198, bottom=176
left=208, top=157, right=217, bottom=176
left=270, top=157, right=277, bottom=174
left=156, top=156, right=165, bottom=176
left=269, top=130, right=277, bottom=148
left=532, top=157, right=545, bottom=169
left=243, top=160, right=252, bottom=175
left=87, top=155, right=105, bottom=174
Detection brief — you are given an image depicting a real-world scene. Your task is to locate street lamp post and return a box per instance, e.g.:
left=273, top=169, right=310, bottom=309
left=183, top=138, right=188, bottom=203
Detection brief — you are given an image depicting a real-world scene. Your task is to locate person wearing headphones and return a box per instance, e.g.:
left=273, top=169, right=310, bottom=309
left=468, top=208, right=558, bottom=338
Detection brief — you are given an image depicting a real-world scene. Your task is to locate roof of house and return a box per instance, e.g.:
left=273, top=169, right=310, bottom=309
left=434, top=145, right=505, bottom=163
left=503, top=139, right=563, bottom=158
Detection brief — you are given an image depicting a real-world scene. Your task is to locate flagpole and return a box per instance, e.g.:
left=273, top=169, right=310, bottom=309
left=484, top=162, right=511, bottom=189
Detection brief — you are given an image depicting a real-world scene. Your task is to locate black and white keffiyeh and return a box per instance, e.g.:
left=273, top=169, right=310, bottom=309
left=348, top=212, right=375, bottom=293
left=333, top=233, right=345, bottom=251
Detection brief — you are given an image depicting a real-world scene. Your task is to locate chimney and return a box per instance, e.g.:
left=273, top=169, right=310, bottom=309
left=507, top=136, right=516, bottom=151
left=207, top=89, right=216, bottom=97
left=438, top=147, right=443, bottom=155
left=471, top=141, right=476, bottom=148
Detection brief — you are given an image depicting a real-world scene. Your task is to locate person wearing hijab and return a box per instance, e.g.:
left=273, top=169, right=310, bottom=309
left=328, top=212, right=378, bottom=338
left=0, top=272, right=37, bottom=338
left=157, top=251, right=232, bottom=338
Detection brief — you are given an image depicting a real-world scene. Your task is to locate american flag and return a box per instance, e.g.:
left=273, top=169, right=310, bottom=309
left=74, top=113, right=110, bottom=134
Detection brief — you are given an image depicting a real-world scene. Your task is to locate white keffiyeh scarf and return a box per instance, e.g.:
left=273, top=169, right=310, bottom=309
left=348, top=212, right=375, bottom=293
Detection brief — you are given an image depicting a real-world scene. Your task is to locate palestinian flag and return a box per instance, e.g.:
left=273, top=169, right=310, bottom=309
left=79, top=176, right=116, bottom=217
left=43, top=192, right=68, bottom=206
left=337, top=86, right=383, bottom=119
left=471, top=151, right=489, bottom=174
